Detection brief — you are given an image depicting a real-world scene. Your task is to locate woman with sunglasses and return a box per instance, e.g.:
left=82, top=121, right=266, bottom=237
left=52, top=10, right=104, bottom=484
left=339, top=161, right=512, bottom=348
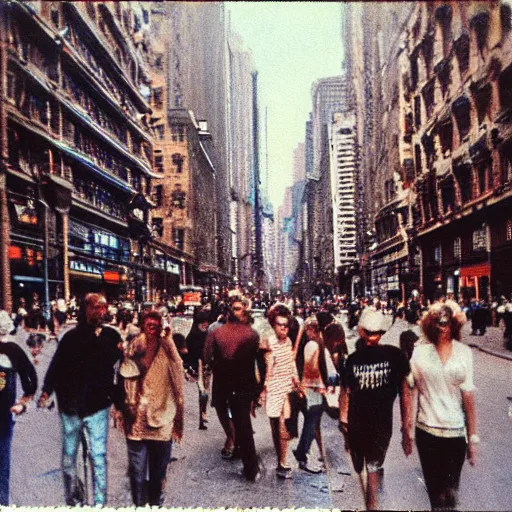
left=409, top=301, right=478, bottom=510
left=262, top=304, right=299, bottom=479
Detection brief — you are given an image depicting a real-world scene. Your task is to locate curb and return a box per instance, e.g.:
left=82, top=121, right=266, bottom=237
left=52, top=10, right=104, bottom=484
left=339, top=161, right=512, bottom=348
left=467, top=342, right=512, bottom=362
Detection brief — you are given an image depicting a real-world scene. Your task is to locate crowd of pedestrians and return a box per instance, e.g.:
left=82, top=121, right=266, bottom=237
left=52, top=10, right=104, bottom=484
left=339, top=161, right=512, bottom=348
left=0, top=287, right=488, bottom=510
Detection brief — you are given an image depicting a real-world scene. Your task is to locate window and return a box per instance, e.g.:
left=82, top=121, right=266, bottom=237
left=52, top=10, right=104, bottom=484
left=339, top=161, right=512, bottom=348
left=153, top=87, right=163, bottom=109
left=473, top=225, right=487, bottom=251
left=454, top=34, right=470, bottom=75
left=171, top=125, right=185, bottom=142
left=454, top=237, right=461, bottom=260
left=154, top=154, right=164, bottom=173
left=452, top=96, right=471, bottom=141
left=455, top=165, right=472, bottom=203
left=152, top=217, right=163, bottom=237
left=500, top=143, right=512, bottom=184
left=153, top=185, right=163, bottom=207
left=155, top=125, right=165, bottom=140
left=7, top=72, right=15, bottom=101
left=172, top=228, right=185, bottom=251
left=434, top=244, right=442, bottom=264
left=171, top=184, right=186, bottom=209
left=477, top=162, right=489, bottom=194
left=155, top=54, right=164, bottom=70
left=414, top=96, right=421, bottom=128
left=51, top=8, right=60, bottom=27
left=172, top=153, right=184, bottom=173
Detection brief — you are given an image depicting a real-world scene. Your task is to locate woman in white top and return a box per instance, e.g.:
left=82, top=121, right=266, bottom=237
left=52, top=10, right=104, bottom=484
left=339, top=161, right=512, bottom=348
left=409, top=300, right=478, bottom=511
left=293, top=316, right=337, bottom=474
left=262, top=304, right=299, bottom=479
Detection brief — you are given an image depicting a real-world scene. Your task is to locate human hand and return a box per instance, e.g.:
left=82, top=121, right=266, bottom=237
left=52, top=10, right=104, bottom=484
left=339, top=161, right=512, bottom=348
left=401, top=430, right=413, bottom=457
left=11, top=403, right=27, bottom=415
left=467, top=442, right=478, bottom=466
left=37, top=392, right=49, bottom=408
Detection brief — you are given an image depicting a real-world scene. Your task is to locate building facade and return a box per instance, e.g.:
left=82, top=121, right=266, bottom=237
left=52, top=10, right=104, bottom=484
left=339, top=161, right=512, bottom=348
left=0, top=1, right=162, bottom=311
left=405, top=1, right=512, bottom=301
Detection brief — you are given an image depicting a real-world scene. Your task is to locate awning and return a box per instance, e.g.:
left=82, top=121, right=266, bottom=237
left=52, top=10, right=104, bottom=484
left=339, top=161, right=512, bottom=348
left=459, top=263, right=490, bottom=278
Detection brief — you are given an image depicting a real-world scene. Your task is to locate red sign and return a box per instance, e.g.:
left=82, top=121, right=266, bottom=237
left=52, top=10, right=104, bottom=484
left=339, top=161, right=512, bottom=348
left=183, top=291, right=201, bottom=305
left=103, top=271, right=120, bottom=283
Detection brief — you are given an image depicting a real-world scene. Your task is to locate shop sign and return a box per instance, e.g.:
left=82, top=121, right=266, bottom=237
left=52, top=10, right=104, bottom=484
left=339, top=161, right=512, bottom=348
left=387, top=275, right=400, bottom=291
left=103, top=271, right=121, bottom=283
left=8, top=246, right=22, bottom=260
left=70, top=260, right=102, bottom=275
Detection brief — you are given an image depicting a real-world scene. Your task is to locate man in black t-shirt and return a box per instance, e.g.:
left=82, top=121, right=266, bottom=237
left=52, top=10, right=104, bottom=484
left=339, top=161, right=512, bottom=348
left=342, top=308, right=412, bottom=510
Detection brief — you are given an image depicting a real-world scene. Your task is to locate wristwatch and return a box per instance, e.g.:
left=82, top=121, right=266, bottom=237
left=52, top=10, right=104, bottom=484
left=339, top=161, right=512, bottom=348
left=469, top=434, right=480, bottom=444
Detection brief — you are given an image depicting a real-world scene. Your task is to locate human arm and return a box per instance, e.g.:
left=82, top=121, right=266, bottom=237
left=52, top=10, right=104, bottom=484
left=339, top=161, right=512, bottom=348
left=399, top=378, right=413, bottom=456
left=8, top=345, right=37, bottom=414
left=462, top=390, right=478, bottom=466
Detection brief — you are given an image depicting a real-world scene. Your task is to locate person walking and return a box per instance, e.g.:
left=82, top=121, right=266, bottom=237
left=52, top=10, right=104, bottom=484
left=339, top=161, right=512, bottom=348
left=118, top=310, right=184, bottom=507
left=408, top=301, right=478, bottom=510
left=0, top=310, right=37, bottom=505
left=293, top=316, right=337, bottom=474
left=185, top=311, right=211, bottom=430
left=204, top=297, right=265, bottom=481
left=342, top=308, right=412, bottom=510
left=262, top=304, right=300, bottom=479
left=38, top=293, right=123, bottom=506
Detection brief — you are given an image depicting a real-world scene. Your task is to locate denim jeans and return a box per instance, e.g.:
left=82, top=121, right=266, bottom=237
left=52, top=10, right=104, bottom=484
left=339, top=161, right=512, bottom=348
left=127, top=439, right=172, bottom=506
left=60, top=407, right=110, bottom=506
left=0, top=418, right=14, bottom=505
left=294, top=396, right=324, bottom=463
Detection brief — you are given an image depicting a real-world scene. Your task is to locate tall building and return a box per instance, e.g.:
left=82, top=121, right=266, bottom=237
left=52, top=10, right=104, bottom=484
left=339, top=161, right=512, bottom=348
left=306, top=76, right=350, bottom=295
left=292, top=143, right=306, bottom=183
left=165, top=2, right=232, bottom=283
left=329, top=112, right=358, bottom=293
left=343, top=2, right=416, bottom=298
left=0, top=1, right=161, bottom=311
left=226, top=25, right=255, bottom=286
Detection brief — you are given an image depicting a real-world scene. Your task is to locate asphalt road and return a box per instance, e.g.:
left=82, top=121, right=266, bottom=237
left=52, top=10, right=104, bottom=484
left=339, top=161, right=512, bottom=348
left=8, top=316, right=512, bottom=509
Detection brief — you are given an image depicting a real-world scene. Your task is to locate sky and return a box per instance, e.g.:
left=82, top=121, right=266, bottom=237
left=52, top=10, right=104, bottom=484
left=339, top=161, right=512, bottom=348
left=226, top=2, right=344, bottom=209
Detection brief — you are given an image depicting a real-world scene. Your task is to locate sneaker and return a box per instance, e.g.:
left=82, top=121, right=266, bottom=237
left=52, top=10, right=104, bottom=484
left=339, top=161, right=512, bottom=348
left=276, top=465, right=292, bottom=479
left=298, top=461, right=322, bottom=474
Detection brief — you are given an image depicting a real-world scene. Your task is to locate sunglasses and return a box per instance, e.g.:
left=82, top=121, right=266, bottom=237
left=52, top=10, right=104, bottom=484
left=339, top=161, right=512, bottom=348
left=232, top=306, right=244, bottom=312
left=276, top=322, right=289, bottom=328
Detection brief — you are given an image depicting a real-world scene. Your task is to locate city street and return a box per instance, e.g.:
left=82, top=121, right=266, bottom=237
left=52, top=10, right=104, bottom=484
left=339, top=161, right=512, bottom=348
left=8, top=317, right=512, bottom=509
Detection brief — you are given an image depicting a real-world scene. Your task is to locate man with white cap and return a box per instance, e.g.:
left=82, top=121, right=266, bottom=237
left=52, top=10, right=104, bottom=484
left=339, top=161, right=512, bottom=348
left=341, top=307, right=412, bottom=510
left=0, top=310, right=37, bottom=505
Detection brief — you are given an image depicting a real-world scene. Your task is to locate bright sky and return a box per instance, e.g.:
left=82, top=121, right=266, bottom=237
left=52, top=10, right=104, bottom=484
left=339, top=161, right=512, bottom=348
left=226, top=2, right=344, bottom=209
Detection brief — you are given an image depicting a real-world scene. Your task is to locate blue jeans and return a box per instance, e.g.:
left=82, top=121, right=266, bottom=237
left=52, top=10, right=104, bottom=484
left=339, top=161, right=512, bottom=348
left=294, top=403, right=324, bottom=463
left=60, top=407, right=110, bottom=506
left=0, top=419, right=14, bottom=505
left=127, top=439, right=172, bottom=506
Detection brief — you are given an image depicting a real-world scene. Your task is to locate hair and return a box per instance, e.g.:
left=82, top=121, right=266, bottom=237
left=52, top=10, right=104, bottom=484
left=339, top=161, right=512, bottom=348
left=399, top=329, right=419, bottom=360
left=172, top=332, right=187, bottom=351
left=77, top=293, right=106, bottom=326
left=141, top=310, right=163, bottom=328
left=267, top=303, right=292, bottom=327
left=421, top=304, right=463, bottom=344
left=323, top=322, right=348, bottom=357
left=316, top=311, right=334, bottom=333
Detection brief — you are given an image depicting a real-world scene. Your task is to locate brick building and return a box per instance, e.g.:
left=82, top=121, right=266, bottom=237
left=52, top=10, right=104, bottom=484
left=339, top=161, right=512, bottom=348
left=0, top=1, right=161, bottom=311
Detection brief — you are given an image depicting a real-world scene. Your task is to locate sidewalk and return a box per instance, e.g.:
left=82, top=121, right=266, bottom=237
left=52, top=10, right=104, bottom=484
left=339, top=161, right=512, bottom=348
left=462, top=323, right=512, bottom=361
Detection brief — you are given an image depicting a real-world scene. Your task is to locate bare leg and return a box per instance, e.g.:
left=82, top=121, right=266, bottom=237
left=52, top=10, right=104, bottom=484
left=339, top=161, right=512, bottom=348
left=366, top=471, right=380, bottom=510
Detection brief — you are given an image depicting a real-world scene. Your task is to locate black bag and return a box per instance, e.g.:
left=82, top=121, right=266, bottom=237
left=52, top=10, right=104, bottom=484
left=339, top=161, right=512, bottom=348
left=284, top=390, right=306, bottom=439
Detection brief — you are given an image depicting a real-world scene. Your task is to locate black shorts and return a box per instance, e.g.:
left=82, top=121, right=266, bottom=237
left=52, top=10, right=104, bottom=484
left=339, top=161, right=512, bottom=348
left=348, top=429, right=391, bottom=474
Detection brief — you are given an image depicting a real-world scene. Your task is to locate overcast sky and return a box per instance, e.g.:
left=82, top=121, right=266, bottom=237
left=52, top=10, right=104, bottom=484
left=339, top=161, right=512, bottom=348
left=226, top=2, right=344, bottom=209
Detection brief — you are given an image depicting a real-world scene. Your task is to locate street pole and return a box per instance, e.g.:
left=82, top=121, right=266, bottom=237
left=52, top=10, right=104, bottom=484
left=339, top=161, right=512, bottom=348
left=42, top=203, right=50, bottom=321
left=62, top=213, right=70, bottom=301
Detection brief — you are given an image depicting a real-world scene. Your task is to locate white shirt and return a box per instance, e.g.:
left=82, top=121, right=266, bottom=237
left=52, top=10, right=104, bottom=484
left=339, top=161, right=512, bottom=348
left=410, top=340, right=475, bottom=437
